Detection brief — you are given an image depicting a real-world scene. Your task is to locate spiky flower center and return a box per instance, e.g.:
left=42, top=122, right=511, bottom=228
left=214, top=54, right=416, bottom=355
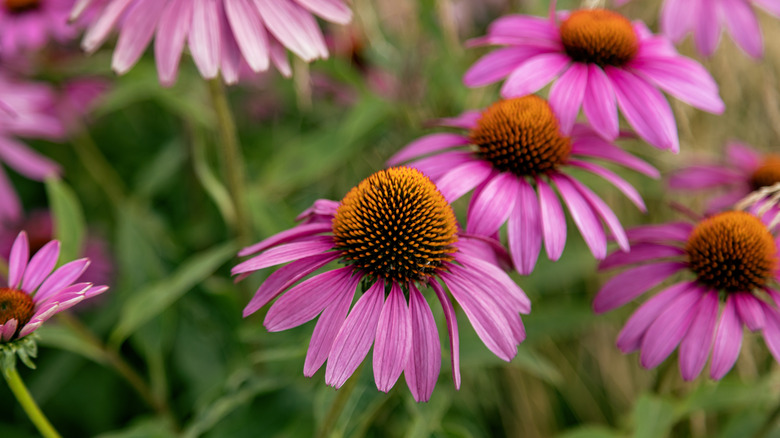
left=332, top=167, right=458, bottom=283
left=0, top=288, right=34, bottom=338
left=469, top=96, right=571, bottom=177
left=4, top=0, right=39, bottom=13
left=686, top=211, right=777, bottom=292
left=749, top=155, right=780, bottom=191
left=560, top=9, right=638, bottom=67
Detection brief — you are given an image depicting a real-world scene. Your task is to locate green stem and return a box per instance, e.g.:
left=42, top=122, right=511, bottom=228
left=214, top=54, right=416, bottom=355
left=317, top=365, right=362, bottom=438
left=2, top=366, right=62, bottom=438
left=206, top=79, right=251, bottom=245
left=70, top=123, right=127, bottom=207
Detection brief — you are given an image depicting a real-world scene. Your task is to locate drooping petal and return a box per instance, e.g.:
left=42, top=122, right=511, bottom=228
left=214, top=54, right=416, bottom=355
left=617, top=282, right=697, bottom=352
left=404, top=285, right=441, bottom=402
left=225, top=0, right=270, bottom=72
left=155, top=0, right=193, bottom=86
left=625, top=222, right=693, bottom=243
left=430, top=280, right=460, bottom=389
left=660, top=0, right=694, bottom=41
left=435, top=160, right=493, bottom=203
left=679, top=290, right=718, bottom=380
left=667, top=165, right=744, bottom=189
left=549, top=63, right=588, bottom=133
left=568, top=160, right=646, bottom=211
left=82, top=0, right=135, bottom=53
left=232, top=236, right=334, bottom=274
left=188, top=0, right=222, bottom=78
left=255, top=0, right=327, bottom=61
left=467, top=173, right=519, bottom=236
left=710, top=296, right=743, bottom=379
left=325, top=280, right=385, bottom=388
left=112, top=0, right=166, bottom=74
left=639, top=289, right=701, bottom=368
left=508, top=178, right=542, bottom=275
left=464, top=47, right=549, bottom=87
left=537, top=178, right=566, bottom=261
left=594, top=262, right=687, bottom=313
left=734, top=292, right=766, bottom=331
left=721, top=0, right=763, bottom=57
left=238, top=222, right=332, bottom=257
left=571, top=136, right=659, bottom=177
left=294, top=0, right=352, bottom=24
left=0, top=168, right=21, bottom=224
left=388, top=133, right=470, bottom=166
left=582, top=64, right=618, bottom=140
left=437, top=110, right=482, bottom=130
left=630, top=56, right=724, bottom=113
left=599, top=243, right=684, bottom=270
left=454, top=254, right=531, bottom=314
left=374, top=283, right=412, bottom=392
left=0, top=138, right=61, bottom=180
left=8, top=231, right=29, bottom=289
left=303, top=277, right=356, bottom=376
left=500, top=53, right=570, bottom=98
left=550, top=174, right=606, bottom=259
left=726, top=142, right=761, bottom=173
left=563, top=175, right=629, bottom=251
left=693, top=0, right=721, bottom=56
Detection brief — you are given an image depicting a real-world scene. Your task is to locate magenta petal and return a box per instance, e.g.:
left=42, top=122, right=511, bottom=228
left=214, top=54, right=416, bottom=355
left=264, top=267, right=358, bottom=331
left=463, top=47, right=547, bottom=87
left=0, top=138, right=61, bottom=180
left=631, top=56, right=724, bottom=113
left=430, top=280, right=460, bottom=389
left=710, top=296, right=743, bottom=379
left=232, top=236, right=333, bottom=274
left=679, top=291, right=718, bottom=380
left=563, top=175, right=629, bottom=252
left=660, top=0, right=693, bottom=41
left=373, top=283, right=412, bottom=392
left=599, top=243, right=684, bottom=271
left=607, top=67, right=679, bottom=152
left=508, top=178, right=542, bottom=275
left=483, top=15, right=560, bottom=44
left=721, top=0, right=763, bottom=57
left=35, top=259, right=89, bottom=302
left=243, top=252, right=340, bottom=317
left=22, top=241, right=60, bottom=292
left=238, top=223, right=332, bottom=257
left=455, top=254, right=531, bottom=314
left=755, top=0, right=780, bottom=17
left=1, top=319, right=18, bottom=342
left=388, top=133, right=470, bottom=166
left=112, top=0, right=165, bottom=74
left=0, top=168, right=22, bottom=224
left=409, top=152, right=473, bottom=181
left=667, top=165, right=744, bottom=189
left=594, top=262, right=687, bottom=313
left=549, top=63, right=588, bottom=133
left=500, top=53, right=571, bottom=98
left=762, top=304, right=780, bottom=363
left=404, top=285, right=441, bottom=402
left=303, top=277, right=355, bottom=376
left=694, top=0, right=721, bottom=56
left=437, top=111, right=481, bottom=130
left=225, top=0, right=270, bottom=72
left=617, top=282, right=697, bottom=352
left=82, top=0, right=135, bottom=53
left=582, top=65, right=618, bottom=140
left=155, top=0, right=192, bottom=86
left=467, top=173, right=518, bottom=236
left=537, top=178, right=566, bottom=261
left=734, top=292, right=765, bottom=331
left=569, top=160, right=646, bottom=211
left=325, top=280, right=385, bottom=388
left=626, top=222, right=692, bottom=243
left=188, top=0, right=222, bottom=78
left=639, top=289, right=700, bottom=369
left=726, top=142, right=761, bottom=172
left=294, top=0, right=352, bottom=24
left=436, top=160, right=493, bottom=203
left=550, top=174, right=607, bottom=259
left=254, top=0, right=327, bottom=61
left=571, top=136, right=659, bottom=177
left=8, top=231, right=29, bottom=289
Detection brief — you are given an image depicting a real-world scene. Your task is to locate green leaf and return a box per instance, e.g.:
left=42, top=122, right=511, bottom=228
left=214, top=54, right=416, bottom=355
left=36, top=325, right=105, bottom=364
left=109, top=242, right=237, bottom=346
left=94, top=417, right=177, bottom=438
left=558, top=425, right=623, bottom=438
left=45, top=177, right=86, bottom=264
left=631, top=394, right=677, bottom=438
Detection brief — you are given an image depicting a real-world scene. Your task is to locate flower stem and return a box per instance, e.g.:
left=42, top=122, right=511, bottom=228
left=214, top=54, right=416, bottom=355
left=317, top=365, right=362, bottom=438
left=70, top=123, right=127, bottom=207
left=2, top=366, right=62, bottom=438
left=206, top=78, right=251, bottom=245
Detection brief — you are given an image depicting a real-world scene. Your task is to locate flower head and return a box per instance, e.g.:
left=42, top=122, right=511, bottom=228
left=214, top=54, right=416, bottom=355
left=0, top=231, right=108, bottom=342
left=233, top=167, right=530, bottom=401
left=669, top=142, right=780, bottom=212
left=594, top=210, right=780, bottom=380
left=73, top=0, right=352, bottom=86
left=0, top=0, right=83, bottom=57
left=389, top=96, right=658, bottom=274
left=464, top=7, right=724, bottom=151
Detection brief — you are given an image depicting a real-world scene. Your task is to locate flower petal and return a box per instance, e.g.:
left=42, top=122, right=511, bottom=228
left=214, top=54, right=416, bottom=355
left=550, top=174, right=607, bottom=259
left=710, top=295, right=743, bottom=379
left=617, top=282, right=697, bottom=352
left=404, top=285, right=441, bottom=402
left=8, top=231, right=29, bottom=289
left=435, top=161, right=493, bottom=203
left=599, top=243, right=684, bottom=271
left=112, top=0, right=165, bottom=74
left=571, top=135, right=658, bottom=177
left=374, top=283, right=412, bottom=392
left=238, top=222, right=332, bottom=257
left=582, top=65, right=618, bottom=140
left=501, top=53, right=570, bottom=98
left=189, top=0, right=222, bottom=79
left=464, top=46, right=549, bottom=87
left=630, top=56, right=724, bottom=113
left=569, top=160, right=646, bottom=211
left=537, top=178, right=566, bottom=261
left=593, top=262, right=687, bottom=313
left=155, top=0, right=193, bottom=86
left=734, top=292, right=765, bottom=331
left=34, top=259, right=90, bottom=302
left=467, top=173, right=518, bottom=236
left=22, top=241, right=60, bottom=293
left=679, top=290, right=718, bottom=380
left=549, top=62, right=588, bottom=133
left=303, top=277, right=355, bottom=376
left=639, top=288, right=701, bottom=368
left=225, top=0, right=270, bottom=72
left=388, top=133, right=470, bottom=166
left=430, top=280, right=460, bottom=389
left=508, top=178, right=542, bottom=275
left=232, top=236, right=334, bottom=274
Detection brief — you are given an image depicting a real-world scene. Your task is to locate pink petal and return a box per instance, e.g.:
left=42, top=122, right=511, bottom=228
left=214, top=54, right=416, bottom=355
left=571, top=136, right=659, bottom=177
left=710, top=296, right=743, bottom=379
left=593, top=262, right=687, bottom=313
left=734, top=292, right=765, bottom=331
left=225, top=0, right=270, bottom=72
left=112, top=0, right=165, bottom=74
left=21, top=241, right=60, bottom=293
left=639, top=289, right=701, bottom=368
left=264, top=267, right=358, bottom=331
left=569, top=160, right=646, bottom=211
left=82, top=0, right=135, bottom=53
left=325, top=280, right=385, bottom=388
left=435, top=160, right=493, bottom=203
left=436, top=110, right=481, bottom=130
left=34, top=259, right=89, bottom=302
left=0, top=168, right=21, bottom=224
left=269, top=37, right=292, bottom=76
left=254, top=0, right=327, bottom=61
left=480, top=15, right=560, bottom=47
left=293, top=0, right=352, bottom=24
left=754, top=0, right=780, bottom=16
left=0, top=137, right=61, bottom=180
left=463, top=46, right=548, bottom=87
left=550, top=174, right=606, bottom=259
left=409, top=152, right=473, bottom=181
left=660, top=0, right=694, bottom=41
left=404, top=285, right=441, bottom=402
left=726, top=142, right=761, bottom=173
left=537, top=178, right=566, bottom=261
left=694, top=0, right=722, bottom=56
left=679, top=290, right=718, bottom=380
left=549, top=62, right=588, bottom=133
left=430, top=280, right=460, bottom=389
left=303, top=276, right=355, bottom=376
left=155, top=0, right=193, bottom=86
left=599, top=243, right=684, bottom=270
left=8, top=231, right=29, bottom=289
left=1, top=319, right=18, bottom=341
left=606, top=67, right=679, bottom=152
left=238, top=222, right=332, bottom=257
left=455, top=253, right=531, bottom=314
left=388, top=133, right=470, bottom=166
left=373, top=283, right=412, bottom=392
left=721, top=0, right=763, bottom=57
left=630, top=56, right=724, bottom=113
left=508, top=178, right=542, bottom=275
left=667, top=165, right=745, bottom=189
left=500, top=53, right=570, bottom=98
left=626, top=222, right=693, bottom=243
left=232, top=236, right=334, bottom=274
left=582, top=65, right=618, bottom=140
left=563, top=175, right=629, bottom=252
left=189, top=0, right=222, bottom=79
left=761, top=304, right=780, bottom=363
left=467, top=173, right=518, bottom=236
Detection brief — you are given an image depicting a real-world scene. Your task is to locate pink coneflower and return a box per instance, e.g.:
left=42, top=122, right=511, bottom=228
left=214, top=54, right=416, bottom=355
left=594, top=210, right=780, bottom=380
left=0, top=74, right=64, bottom=224
left=0, top=0, right=81, bottom=57
left=0, top=231, right=108, bottom=342
left=233, top=167, right=530, bottom=402
left=616, top=0, right=779, bottom=58
left=669, top=142, right=780, bottom=212
left=72, top=0, right=352, bottom=86
left=463, top=7, right=724, bottom=151
left=389, top=96, right=657, bottom=274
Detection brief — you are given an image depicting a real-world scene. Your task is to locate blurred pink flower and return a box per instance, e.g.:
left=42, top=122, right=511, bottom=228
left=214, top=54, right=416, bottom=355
left=389, top=96, right=658, bottom=273
left=669, top=142, right=780, bottom=212
left=0, top=231, right=108, bottom=342
left=72, top=0, right=352, bottom=86
left=0, top=74, right=64, bottom=224
left=616, top=0, right=779, bottom=57
left=594, top=210, right=780, bottom=380
left=233, top=167, right=530, bottom=402
left=464, top=8, right=724, bottom=151
left=0, top=0, right=81, bottom=57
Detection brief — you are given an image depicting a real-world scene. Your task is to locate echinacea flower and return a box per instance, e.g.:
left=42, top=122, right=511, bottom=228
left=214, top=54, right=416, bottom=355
left=669, top=142, right=780, bottom=212
left=233, top=167, right=530, bottom=402
left=463, top=7, right=724, bottom=151
left=594, top=210, right=780, bottom=380
left=0, top=0, right=81, bottom=57
left=0, top=74, right=64, bottom=224
left=616, top=0, right=780, bottom=58
left=389, top=95, right=657, bottom=273
left=72, top=0, right=352, bottom=86
left=0, top=231, right=108, bottom=343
